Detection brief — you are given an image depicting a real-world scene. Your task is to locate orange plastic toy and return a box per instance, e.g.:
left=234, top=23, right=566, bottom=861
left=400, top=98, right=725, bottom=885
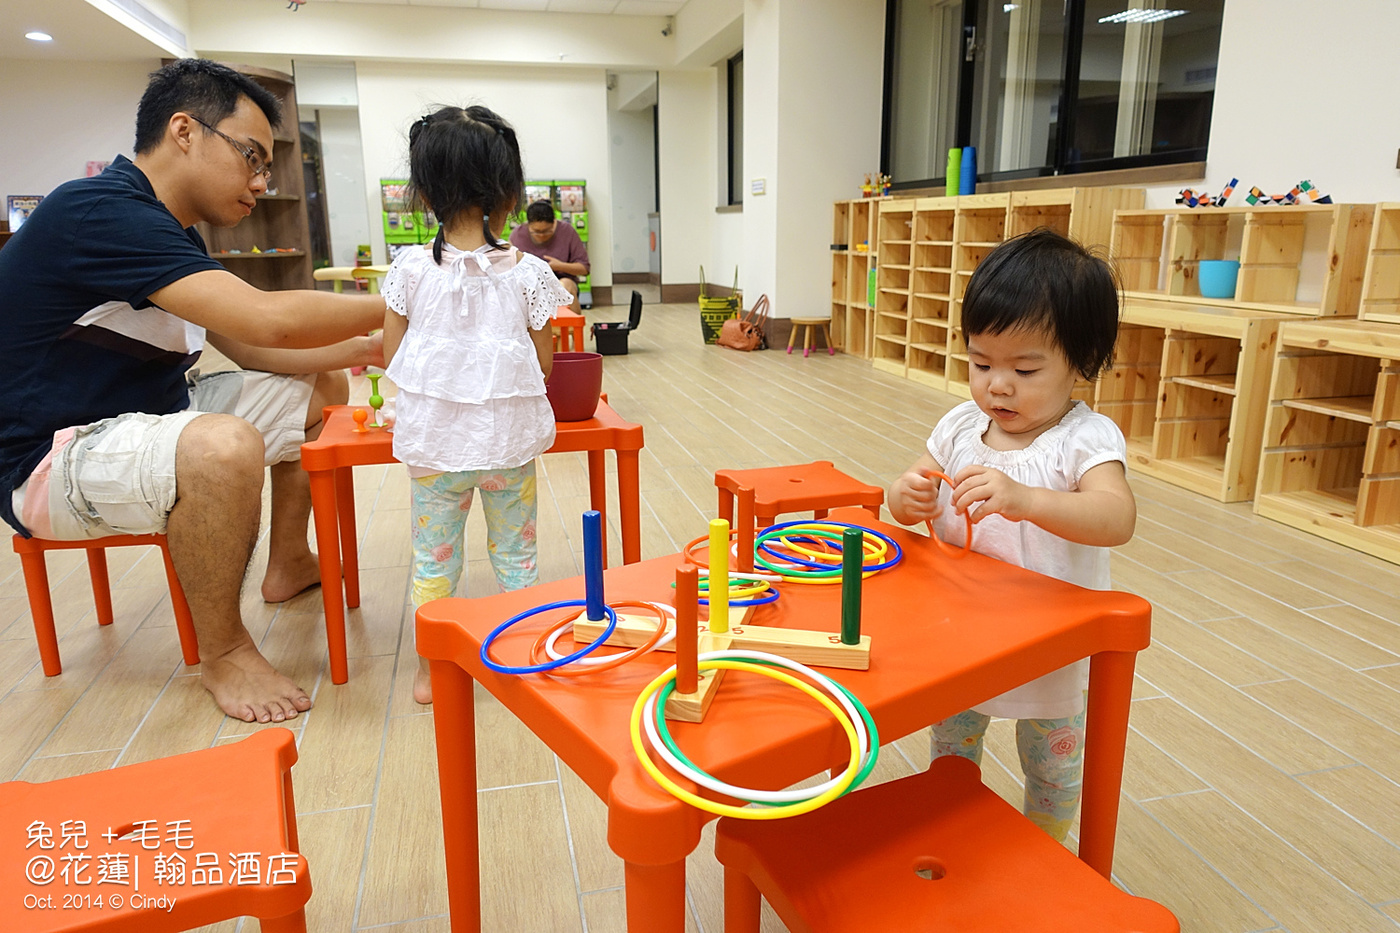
left=715, top=461, right=884, bottom=530
left=301, top=399, right=645, bottom=684
left=417, top=507, right=1151, bottom=932
left=0, top=729, right=310, bottom=932
left=716, top=754, right=1179, bottom=933
left=12, top=533, right=198, bottom=677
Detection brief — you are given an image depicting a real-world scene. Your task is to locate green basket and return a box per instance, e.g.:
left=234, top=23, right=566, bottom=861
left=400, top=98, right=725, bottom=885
left=698, top=266, right=740, bottom=345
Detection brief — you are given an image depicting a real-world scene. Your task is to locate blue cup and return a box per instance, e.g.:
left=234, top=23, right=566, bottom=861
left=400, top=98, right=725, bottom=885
left=1197, top=260, right=1240, bottom=299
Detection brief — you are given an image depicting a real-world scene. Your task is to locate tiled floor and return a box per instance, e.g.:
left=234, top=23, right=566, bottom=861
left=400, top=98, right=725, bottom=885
left=3, top=292, right=1399, bottom=931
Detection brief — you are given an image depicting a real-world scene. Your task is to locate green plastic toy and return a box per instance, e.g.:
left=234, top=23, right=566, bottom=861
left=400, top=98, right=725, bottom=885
left=367, top=373, right=385, bottom=428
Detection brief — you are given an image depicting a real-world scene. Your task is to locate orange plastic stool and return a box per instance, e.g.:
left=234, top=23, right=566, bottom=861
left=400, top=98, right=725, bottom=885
left=716, top=755, right=1178, bottom=933
left=0, top=728, right=311, bottom=932
left=12, top=533, right=199, bottom=677
left=715, top=461, right=884, bottom=529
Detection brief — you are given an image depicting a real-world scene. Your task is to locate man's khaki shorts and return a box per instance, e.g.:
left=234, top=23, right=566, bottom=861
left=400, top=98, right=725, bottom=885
left=11, top=370, right=315, bottom=540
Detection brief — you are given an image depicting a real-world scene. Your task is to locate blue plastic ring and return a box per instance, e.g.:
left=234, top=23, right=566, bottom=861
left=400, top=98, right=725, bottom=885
left=480, top=600, right=619, bottom=674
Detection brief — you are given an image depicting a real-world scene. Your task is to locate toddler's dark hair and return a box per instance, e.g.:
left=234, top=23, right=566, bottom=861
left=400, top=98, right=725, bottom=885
left=525, top=200, right=556, bottom=224
left=135, top=59, right=281, bottom=155
left=406, top=105, right=524, bottom=264
left=961, top=228, right=1120, bottom=380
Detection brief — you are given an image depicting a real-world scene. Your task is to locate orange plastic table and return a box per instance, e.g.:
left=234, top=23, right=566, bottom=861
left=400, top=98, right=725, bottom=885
left=553, top=308, right=586, bottom=351
left=301, top=399, right=644, bottom=684
left=417, top=509, right=1150, bottom=932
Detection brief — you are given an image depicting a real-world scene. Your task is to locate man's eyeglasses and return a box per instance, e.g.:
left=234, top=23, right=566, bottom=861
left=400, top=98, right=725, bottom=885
left=190, top=115, right=272, bottom=183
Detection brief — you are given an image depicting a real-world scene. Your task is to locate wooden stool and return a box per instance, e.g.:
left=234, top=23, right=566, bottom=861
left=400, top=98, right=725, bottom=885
left=715, top=461, right=884, bottom=529
left=787, top=317, right=836, bottom=356
left=0, top=728, right=311, bottom=932
left=12, top=533, right=199, bottom=677
left=715, top=755, right=1179, bottom=933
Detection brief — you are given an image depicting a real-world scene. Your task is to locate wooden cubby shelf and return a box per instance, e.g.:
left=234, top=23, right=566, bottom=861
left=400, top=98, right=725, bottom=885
left=1255, top=319, right=1400, bottom=563
left=1110, top=204, right=1374, bottom=317
left=1091, top=300, right=1290, bottom=503
left=1359, top=202, right=1400, bottom=324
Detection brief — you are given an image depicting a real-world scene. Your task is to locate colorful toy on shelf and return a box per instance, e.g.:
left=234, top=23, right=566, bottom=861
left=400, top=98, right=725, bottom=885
left=1243, top=180, right=1332, bottom=206
left=861, top=174, right=874, bottom=199
left=1176, top=177, right=1238, bottom=208
left=878, top=173, right=892, bottom=197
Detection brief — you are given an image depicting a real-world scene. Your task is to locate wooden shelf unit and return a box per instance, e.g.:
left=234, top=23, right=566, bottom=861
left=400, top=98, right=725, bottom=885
left=1254, top=319, right=1400, bottom=564
left=1110, top=204, right=1374, bottom=317
left=832, top=187, right=1142, bottom=381
left=830, top=197, right=900, bottom=359
left=872, top=200, right=916, bottom=376
left=1359, top=202, right=1400, bottom=324
left=1093, top=300, right=1288, bottom=502
left=196, top=64, right=313, bottom=291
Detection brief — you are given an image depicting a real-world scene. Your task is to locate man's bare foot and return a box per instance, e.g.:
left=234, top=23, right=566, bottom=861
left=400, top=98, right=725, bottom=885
left=261, top=552, right=323, bottom=603
left=202, top=641, right=313, bottom=723
left=413, top=657, right=433, bottom=705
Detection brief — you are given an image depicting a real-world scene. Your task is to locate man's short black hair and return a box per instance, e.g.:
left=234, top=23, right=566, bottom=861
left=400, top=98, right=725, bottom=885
left=526, top=200, right=556, bottom=224
left=134, top=59, right=282, bottom=155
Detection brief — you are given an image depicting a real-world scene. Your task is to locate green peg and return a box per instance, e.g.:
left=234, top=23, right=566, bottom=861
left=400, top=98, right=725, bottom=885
left=840, top=526, right=863, bottom=646
left=366, top=373, right=385, bottom=428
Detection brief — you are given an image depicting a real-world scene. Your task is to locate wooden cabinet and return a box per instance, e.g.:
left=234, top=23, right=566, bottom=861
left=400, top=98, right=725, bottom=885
left=1095, top=301, right=1288, bottom=503
left=1111, top=204, right=1374, bottom=317
left=1359, top=203, right=1400, bottom=324
left=196, top=64, right=313, bottom=291
left=1254, top=319, right=1400, bottom=563
left=848, top=187, right=1142, bottom=396
left=831, top=197, right=897, bottom=359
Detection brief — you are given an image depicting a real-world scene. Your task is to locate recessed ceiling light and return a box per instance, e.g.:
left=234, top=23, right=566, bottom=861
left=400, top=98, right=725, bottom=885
left=1098, top=9, right=1187, bottom=24
left=25, top=31, right=53, bottom=42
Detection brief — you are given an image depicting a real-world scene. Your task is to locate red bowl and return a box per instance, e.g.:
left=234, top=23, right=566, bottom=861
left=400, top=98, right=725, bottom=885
left=545, top=352, right=603, bottom=422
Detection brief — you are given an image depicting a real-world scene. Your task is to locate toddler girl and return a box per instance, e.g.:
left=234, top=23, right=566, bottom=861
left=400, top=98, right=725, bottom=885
left=380, top=105, right=573, bottom=704
left=887, top=228, right=1137, bottom=842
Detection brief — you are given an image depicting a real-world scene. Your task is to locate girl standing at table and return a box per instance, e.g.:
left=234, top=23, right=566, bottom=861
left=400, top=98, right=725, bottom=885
left=380, top=105, right=573, bottom=704
left=886, top=228, right=1137, bottom=842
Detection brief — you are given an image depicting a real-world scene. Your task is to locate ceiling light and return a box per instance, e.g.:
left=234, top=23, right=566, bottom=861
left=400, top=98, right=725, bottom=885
left=1098, top=9, right=1187, bottom=24
left=25, top=31, right=53, bottom=41
left=1003, top=3, right=1019, bottom=11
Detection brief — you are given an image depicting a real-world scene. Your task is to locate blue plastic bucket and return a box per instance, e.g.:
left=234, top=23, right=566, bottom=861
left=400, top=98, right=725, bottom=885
left=1198, top=260, right=1240, bottom=299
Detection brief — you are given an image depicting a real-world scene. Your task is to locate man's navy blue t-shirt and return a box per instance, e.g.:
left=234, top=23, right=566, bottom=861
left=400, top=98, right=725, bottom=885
left=0, top=155, right=224, bottom=534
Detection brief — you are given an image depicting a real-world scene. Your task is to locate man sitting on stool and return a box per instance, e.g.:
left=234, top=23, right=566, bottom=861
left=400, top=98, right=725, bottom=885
left=509, top=199, right=589, bottom=316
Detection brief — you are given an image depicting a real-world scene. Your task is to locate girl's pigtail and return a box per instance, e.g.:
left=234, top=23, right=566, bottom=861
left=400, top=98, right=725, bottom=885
left=432, top=224, right=446, bottom=265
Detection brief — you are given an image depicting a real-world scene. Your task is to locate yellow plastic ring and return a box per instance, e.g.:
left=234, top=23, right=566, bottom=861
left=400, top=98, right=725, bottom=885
left=629, top=659, right=861, bottom=819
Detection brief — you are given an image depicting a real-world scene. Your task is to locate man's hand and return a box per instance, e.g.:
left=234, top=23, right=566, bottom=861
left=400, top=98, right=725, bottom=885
left=950, top=465, right=1035, bottom=523
left=365, top=331, right=385, bottom=369
left=544, top=255, right=565, bottom=273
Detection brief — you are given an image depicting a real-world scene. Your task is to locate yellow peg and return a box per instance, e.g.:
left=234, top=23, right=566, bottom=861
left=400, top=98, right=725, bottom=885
left=708, top=518, right=730, bottom=634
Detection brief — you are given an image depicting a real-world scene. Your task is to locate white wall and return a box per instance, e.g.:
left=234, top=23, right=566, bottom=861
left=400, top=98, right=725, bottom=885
left=657, top=69, right=718, bottom=285
left=0, top=58, right=158, bottom=199
left=353, top=60, right=613, bottom=283
left=746, top=0, right=884, bottom=318
left=607, top=90, right=656, bottom=275
left=1144, top=0, right=1400, bottom=207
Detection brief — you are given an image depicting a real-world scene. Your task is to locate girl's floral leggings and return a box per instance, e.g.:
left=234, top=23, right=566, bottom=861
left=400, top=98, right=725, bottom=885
left=408, top=464, right=540, bottom=634
left=932, top=707, right=1086, bottom=842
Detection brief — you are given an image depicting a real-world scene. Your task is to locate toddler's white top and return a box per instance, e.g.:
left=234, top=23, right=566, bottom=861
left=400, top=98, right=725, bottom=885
left=383, top=242, right=572, bottom=474
left=926, top=400, right=1128, bottom=720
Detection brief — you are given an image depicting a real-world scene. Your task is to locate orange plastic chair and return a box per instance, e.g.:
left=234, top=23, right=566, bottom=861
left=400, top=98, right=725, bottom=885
left=715, top=755, right=1179, bottom=933
left=12, top=533, right=199, bottom=677
left=714, top=461, right=884, bottom=529
left=0, top=728, right=311, bottom=932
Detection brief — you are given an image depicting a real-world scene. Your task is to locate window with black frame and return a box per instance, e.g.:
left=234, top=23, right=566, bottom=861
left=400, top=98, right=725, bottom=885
left=883, top=0, right=1223, bottom=188
left=728, top=51, right=744, bottom=205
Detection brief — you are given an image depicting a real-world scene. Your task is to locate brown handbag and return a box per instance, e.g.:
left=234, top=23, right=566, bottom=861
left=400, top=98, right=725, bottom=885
left=717, top=295, right=770, bottom=351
